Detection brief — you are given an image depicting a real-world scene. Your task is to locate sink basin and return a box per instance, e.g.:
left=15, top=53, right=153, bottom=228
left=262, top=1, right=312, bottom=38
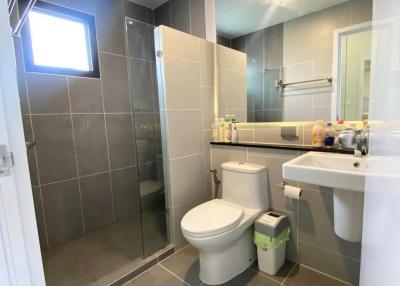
left=282, top=152, right=366, bottom=242
left=282, top=152, right=366, bottom=191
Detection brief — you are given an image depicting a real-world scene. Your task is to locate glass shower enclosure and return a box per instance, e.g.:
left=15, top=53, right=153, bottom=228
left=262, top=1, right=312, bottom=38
left=125, top=17, right=168, bottom=256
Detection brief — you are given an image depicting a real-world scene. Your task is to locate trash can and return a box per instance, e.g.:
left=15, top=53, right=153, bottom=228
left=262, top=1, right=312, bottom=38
left=253, top=211, right=290, bottom=275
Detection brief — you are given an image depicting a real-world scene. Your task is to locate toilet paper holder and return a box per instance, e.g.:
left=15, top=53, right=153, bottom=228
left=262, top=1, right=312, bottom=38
left=276, top=182, right=288, bottom=189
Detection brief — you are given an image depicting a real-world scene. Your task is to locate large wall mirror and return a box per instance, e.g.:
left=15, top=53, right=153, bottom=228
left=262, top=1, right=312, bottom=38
left=216, top=0, right=372, bottom=123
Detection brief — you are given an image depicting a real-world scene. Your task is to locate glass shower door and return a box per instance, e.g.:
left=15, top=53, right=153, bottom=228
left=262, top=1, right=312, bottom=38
left=125, top=17, right=168, bottom=256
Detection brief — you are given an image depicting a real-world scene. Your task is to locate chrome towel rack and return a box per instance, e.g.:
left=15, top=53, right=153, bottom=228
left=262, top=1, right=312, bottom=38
left=9, top=0, right=37, bottom=37
left=276, top=77, right=333, bottom=88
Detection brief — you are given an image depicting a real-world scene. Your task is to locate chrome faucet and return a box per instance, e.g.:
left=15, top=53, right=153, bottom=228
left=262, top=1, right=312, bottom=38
left=338, top=125, right=369, bottom=156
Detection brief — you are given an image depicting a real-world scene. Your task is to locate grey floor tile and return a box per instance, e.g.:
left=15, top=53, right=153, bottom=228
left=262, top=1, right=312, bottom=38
left=283, top=265, right=349, bottom=286
left=203, top=267, right=280, bottom=286
left=251, top=260, right=296, bottom=284
left=124, top=265, right=186, bottom=286
left=160, top=245, right=202, bottom=286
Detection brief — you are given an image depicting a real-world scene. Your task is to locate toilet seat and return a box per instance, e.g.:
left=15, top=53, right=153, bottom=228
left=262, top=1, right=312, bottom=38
left=181, top=199, right=243, bottom=238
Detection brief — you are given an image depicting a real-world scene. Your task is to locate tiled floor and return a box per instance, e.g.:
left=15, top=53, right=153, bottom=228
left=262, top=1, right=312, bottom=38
left=124, top=245, right=351, bottom=286
left=43, top=219, right=142, bottom=286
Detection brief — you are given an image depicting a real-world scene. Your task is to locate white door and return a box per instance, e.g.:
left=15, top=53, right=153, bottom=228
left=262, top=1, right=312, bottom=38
left=0, top=1, right=45, bottom=285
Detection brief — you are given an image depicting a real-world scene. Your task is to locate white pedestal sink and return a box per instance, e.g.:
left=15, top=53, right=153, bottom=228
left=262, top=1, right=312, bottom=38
left=282, top=152, right=366, bottom=242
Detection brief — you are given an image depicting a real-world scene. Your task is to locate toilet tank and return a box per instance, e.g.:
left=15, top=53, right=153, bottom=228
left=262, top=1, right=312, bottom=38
left=221, top=161, right=269, bottom=210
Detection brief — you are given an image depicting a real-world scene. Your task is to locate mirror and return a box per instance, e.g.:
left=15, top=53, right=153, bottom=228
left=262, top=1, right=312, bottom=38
left=334, top=23, right=371, bottom=121
left=216, top=0, right=373, bottom=123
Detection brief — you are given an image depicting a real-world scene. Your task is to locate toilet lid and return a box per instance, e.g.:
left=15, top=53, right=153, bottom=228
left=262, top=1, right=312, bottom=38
left=181, top=199, right=243, bottom=238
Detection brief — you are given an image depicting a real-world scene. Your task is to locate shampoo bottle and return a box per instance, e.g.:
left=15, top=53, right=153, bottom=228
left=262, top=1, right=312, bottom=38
left=211, top=118, right=219, bottom=142
left=231, top=122, right=238, bottom=143
left=218, top=118, right=225, bottom=142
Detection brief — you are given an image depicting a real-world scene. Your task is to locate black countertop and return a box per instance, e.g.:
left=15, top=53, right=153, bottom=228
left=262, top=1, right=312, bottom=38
left=210, top=141, right=354, bottom=154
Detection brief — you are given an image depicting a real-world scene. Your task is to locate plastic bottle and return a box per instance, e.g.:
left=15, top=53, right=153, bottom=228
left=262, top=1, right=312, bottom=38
left=211, top=118, right=219, bottom=142
left=324, top=122, right=335, bottom=146
left=218, top=118, right=225, bottom=142
left=224, top=121, right=231, bottom=142
left=312, top=120, right=325, bottom=147
left=231, top=122, right=238, bottom=143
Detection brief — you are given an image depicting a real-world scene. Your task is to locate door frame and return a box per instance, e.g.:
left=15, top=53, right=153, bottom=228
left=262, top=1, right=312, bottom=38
left=0, top=1, right=45, bottom=285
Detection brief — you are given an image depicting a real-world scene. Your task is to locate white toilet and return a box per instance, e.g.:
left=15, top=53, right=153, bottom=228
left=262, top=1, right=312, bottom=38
left=181, top=161, right=269, bottom=285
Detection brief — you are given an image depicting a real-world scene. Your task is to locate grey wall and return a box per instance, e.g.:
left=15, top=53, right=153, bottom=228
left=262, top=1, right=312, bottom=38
left=229, top=0, right=372, bottom=123
left=154, top=0, right=206, bottom=39
left=13, top=0, right=155, bottom=250
left=231, top=24, right=284, bottom=122
left=211, top=144, right=361, bottom=285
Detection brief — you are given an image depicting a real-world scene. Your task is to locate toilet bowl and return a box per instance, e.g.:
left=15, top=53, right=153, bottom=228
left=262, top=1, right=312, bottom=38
left=181, top=162, right=269, bottom=285
left=181, top=199, right=261, bottom=285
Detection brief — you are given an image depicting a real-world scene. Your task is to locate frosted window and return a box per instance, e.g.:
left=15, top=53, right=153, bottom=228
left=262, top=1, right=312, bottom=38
left=28, top=11, right=91, bottom=71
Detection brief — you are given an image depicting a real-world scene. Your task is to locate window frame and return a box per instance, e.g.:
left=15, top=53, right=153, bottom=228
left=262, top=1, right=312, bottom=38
left=21, top=1, right=100, bottom=78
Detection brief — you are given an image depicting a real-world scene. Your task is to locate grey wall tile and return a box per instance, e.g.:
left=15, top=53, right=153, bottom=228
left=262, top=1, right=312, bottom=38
left=111, top=167, right=140, bottom=222
left=95, top=0, right=125, bottom=55
left=43, top=0, right=95, bottom=14
left=190, top=0, right=206, bottom=39
left=13, top=38, right=29, bottom=114
left=298, top=188, right=361, bottom=259
left=27, top=73, right=69, bottom=114
left=217, top=35, right=231, bottom=48
left=264, top=23, right=283, bottom=68
left=32, top=187, right=47, bottom=249
left=124, top=0, right=154, bottom=25
left=129, top=58, right=155, bottom=113
left=154, top=2, right=171, bottom=26
left=247, top=154, right=298, bottom=212
left=42, top=179, right=84, bottom=247
left=73, top=114, right=108, bottom=176
left=99, top=53, right=131, bottom=113
left=126, top=20, right=155, bottom=61
left=164, top=57, right=201, bottom=109
left=254, top=125, right=303, bottom=145
left=133, top=113, right=158, bottom=165
left=231, top=35, right=247, bottom=53
left=246, top=30, right=264, bottom=70
left=170, top=153, right=205, bottom=207
left=298, top=241, right=360, bottom=285
left=170, top=0, right=190, bottom=34
left=80, top=173, right=113, bottom=233
left=106, top=114, right=136, bottom=170
left=165, top=110, right=203, bottom=158
left=22, top=116, right=40, bottom=186
left=210, top=145, right=247, bottom=175
left=68, top=77, right=103, bottom=113
left=32, top=115, right=77, bottom=184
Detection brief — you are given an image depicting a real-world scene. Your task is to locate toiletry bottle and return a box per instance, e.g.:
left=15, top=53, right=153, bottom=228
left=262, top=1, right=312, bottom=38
left=218, top=118, right=225, bottom=142
left=231, top=122, right=238, bottom=143
left=224, top=121, right=231, bottom=143
left=312, top=120, right=325, bottom=147
left=212, top=118, right=219, bottom=142
left=324, top=122, right=335, bottom=146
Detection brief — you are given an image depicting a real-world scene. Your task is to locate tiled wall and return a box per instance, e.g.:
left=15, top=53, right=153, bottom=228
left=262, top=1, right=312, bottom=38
left=154, top=26, right=211, bottom=248
left=230, top=0, right=372, bottom=123
left=231, top=23, right=283, bottom=122
left=13, top=0, right=156, bottom=250
left=211, top=144, right=361, bottom=285
left=217, top=45, right=248, bottom=122
left=154, top=0, right=207, bottom=39
left=282, top=0, right=372, bottom=122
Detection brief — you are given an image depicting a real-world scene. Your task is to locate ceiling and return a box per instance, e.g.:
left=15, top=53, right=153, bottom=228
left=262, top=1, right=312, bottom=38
left=129, top=0, right=168, bottom=9
left=217, top=0, right=350, bottom=38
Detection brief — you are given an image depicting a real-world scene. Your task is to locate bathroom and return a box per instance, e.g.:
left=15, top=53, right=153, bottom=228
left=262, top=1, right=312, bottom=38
left=0, top=0, right=399, bottom=285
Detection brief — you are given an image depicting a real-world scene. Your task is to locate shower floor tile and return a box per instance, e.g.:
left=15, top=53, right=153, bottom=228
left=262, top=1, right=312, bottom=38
left=125, top=245, right=351, bottom=286
left=43, top=218, right=142, bottom=285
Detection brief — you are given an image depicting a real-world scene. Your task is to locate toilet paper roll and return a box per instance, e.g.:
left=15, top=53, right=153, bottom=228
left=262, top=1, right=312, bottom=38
left=284, top=185, right=302, bottom=200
